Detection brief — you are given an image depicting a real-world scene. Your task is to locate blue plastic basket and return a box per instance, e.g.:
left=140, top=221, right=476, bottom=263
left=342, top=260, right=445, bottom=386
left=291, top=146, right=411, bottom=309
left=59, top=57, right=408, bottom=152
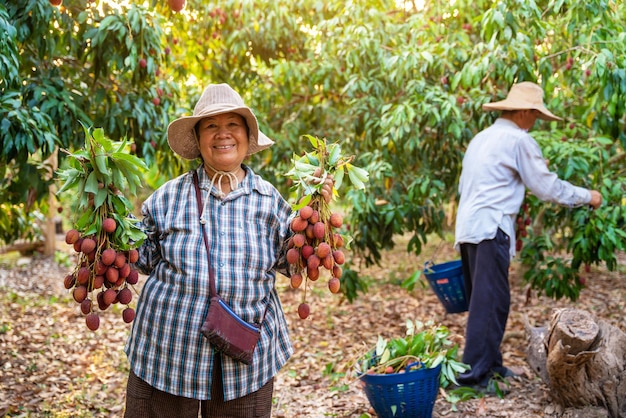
left=423, top=259, right=468, bottom=314
left=361, top=363, right=442, bottom=418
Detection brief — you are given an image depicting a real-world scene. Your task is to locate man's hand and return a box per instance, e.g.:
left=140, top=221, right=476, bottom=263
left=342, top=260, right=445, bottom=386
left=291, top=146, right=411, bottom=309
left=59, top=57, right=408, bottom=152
left=589, top=190, right=602, bottom=209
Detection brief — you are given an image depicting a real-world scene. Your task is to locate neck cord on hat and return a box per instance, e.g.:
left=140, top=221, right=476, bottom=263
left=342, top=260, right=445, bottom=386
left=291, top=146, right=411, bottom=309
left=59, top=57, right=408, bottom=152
left=199, top=164, right=241, bottom=225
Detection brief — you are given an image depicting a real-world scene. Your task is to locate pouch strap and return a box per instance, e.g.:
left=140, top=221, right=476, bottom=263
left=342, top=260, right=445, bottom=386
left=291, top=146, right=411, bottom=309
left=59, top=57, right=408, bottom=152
left=192, top=169, right=269, bottom=322
left=193, top=170, right=218, bottom=298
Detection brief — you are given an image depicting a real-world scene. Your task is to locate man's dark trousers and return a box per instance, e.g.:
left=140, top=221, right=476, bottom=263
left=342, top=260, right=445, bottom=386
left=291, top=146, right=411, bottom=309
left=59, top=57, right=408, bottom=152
left=458, top=228, right=511, bottom=385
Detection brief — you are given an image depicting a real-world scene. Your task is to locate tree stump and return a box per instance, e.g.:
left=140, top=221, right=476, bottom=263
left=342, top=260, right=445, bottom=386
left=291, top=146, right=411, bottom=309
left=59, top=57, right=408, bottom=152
left=525, top=308, right=626, bottom=418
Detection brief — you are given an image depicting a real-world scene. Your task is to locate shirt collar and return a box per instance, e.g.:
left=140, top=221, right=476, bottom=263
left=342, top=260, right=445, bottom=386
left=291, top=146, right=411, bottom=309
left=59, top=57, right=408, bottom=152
left=194, top=164, right=273, bottom=197
left=494, top=117, right=524, bottom=131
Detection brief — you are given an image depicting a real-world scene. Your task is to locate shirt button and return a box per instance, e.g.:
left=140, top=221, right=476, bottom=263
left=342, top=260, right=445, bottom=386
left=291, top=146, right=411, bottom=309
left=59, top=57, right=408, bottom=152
left=219, top=262, right=224, bottom=267
left=221, top=202, right=226, bottom=206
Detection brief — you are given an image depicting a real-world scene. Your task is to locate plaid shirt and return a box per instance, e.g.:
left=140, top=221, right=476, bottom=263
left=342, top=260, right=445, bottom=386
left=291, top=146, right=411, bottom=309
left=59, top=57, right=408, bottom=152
left=125, top=165, right=294, bottom=401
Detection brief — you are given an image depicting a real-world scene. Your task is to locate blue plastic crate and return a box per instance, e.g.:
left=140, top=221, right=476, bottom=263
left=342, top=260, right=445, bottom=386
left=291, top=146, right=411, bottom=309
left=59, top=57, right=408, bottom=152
left=361, top=363, right=441, bottom=418
left=423, top=259, right=468, bottom=314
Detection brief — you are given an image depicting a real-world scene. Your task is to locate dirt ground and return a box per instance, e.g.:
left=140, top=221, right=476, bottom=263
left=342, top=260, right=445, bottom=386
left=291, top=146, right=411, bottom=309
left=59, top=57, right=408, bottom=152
left=0, top=236, right=624, bottom=417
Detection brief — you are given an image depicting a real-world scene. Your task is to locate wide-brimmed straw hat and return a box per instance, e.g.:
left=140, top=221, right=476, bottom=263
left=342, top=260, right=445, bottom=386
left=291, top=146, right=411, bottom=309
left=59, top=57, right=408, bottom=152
left=482, top=82, right=562, bottom=121
left=167, top=83, right=274, bottom=159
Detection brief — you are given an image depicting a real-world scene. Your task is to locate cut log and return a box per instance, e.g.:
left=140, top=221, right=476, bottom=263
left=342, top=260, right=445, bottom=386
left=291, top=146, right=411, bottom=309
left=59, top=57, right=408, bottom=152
left=0, top=241, right=45, bottom=255
left=526, top=308, right=626, bottom=418
left=524, top=315, right=550, bottom=384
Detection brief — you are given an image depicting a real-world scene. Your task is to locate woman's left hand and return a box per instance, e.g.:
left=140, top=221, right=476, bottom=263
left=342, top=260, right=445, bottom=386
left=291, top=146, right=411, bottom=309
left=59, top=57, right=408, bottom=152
left=320, top=175, right=334, bottom=203
left=311, top=167, right=334, bottom=203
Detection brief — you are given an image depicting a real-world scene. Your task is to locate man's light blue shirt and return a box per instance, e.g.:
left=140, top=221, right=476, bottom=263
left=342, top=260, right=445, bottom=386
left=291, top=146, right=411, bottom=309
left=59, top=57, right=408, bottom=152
left=455, top=118, right=591, bottom=258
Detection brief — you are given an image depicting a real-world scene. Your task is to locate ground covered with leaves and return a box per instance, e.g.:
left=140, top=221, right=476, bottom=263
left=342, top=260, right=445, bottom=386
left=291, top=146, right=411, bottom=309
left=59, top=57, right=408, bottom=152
left=1, top=237, right=624, bottom=417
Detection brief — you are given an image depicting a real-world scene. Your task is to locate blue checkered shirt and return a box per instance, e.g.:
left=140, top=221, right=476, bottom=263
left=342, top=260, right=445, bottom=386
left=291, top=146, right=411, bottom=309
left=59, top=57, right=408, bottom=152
left=124, top=165, right=294, bottom=401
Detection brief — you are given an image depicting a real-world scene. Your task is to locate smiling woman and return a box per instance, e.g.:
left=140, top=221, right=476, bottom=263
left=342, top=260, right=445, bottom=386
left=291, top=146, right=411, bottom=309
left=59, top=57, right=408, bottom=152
left=122, top=83, right=334, bottom=418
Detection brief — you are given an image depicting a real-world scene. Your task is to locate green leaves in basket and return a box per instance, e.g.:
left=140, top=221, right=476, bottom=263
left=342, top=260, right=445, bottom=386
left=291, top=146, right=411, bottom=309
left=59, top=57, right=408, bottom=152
left=356, top=320, right=470, bottom=387
left=375, top=336, right=390, bottom=363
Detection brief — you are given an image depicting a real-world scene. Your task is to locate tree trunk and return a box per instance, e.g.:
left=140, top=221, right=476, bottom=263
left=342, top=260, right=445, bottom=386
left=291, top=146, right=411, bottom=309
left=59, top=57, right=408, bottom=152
left=43, top=148, right=59, bottom=256
left=525, top=308, right=626, bottom=418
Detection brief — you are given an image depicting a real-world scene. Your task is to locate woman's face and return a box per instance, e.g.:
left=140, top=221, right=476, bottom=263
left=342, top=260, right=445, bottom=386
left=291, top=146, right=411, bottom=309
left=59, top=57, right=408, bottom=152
left=196, top=113, right=249, bottom=171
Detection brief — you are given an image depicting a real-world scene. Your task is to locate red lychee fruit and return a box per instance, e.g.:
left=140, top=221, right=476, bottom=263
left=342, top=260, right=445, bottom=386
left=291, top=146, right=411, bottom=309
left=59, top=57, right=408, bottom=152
left=65, top=229, right=80, bottom=245
left=122, top=307, right=136, bottom=323
left=102, top=218, right=116, bottom=233
left=167, top=0, right=185, bottom=12
left=85, top=313, right=100, bottom=330
left=328, top=277, right=340, bottom=294
left=297, top=303, right=310, bottom=319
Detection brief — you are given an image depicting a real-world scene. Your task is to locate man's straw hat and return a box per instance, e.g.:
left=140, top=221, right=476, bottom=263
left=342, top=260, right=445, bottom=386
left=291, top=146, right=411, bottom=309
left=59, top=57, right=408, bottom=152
left=483, top=82, right=562, bottom=121
left=167, top=84, right=274, bottom=160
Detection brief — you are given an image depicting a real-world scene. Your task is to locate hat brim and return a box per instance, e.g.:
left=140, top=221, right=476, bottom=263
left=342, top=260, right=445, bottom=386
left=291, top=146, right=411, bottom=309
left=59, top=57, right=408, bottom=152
left=167, top=106, right=274, bottom=160
left=483, top=100, right=562, bottom=121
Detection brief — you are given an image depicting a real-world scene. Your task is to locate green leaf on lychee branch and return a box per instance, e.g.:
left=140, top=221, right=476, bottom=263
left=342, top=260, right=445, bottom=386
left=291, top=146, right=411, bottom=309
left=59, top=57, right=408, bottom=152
left=111, top=154, right=145, bottom=196
left=333, top=168, right=345, bottom=191
left=345, top=163, right=369, bottom=190
left=94, top=188, right=108, bottom=209
left=292, top=194, right=313, bottom=211
left=327, top=143, right=341, bottom=166
left=94, top=154, right=109, bottom=177
left=56, top=168, right=82, bottom=195
left=84, top=171, right=100, bottom=195
left=55, top=124, right=148, bottom=250
left=284, top=135, right=369, bottom=200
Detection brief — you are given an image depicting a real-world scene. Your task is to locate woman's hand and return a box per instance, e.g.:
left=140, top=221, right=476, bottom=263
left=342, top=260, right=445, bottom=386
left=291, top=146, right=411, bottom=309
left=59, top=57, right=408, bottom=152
left=320, top=175, right=334, bottom=203
left=311, top=167, right=334, bottom=203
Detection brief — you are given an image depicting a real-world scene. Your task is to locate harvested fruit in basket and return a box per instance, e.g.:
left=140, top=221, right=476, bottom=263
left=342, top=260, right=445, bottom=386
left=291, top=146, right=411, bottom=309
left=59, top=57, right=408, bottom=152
left=56, top=125, right=147, bottom=330
left=284, top=135, right=368, bottom=319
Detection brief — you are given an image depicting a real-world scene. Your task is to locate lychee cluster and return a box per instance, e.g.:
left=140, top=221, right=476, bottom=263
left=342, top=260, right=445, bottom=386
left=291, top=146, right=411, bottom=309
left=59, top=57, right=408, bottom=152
left=64, top=218, right=139, bottom=331
left=286, top=197, right=345, bottom=320
left=516, top=203, right=531, bottom=252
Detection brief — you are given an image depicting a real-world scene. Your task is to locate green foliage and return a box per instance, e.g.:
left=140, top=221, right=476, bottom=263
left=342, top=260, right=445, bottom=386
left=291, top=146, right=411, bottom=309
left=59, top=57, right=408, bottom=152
left=0, top=6, right=18, bottom=89
left=284, top=135, right=369, bottom=203
left=517, top=134, right=626, bottom=300
left=0, top=0, right=178, bottom=242
left=338, top=266, right=369, bottom=303
left=0, top=202, right=45, bottom=245
left=1, top=0, right=625, bottom=302
left=56, top=125, right=147, bottom=249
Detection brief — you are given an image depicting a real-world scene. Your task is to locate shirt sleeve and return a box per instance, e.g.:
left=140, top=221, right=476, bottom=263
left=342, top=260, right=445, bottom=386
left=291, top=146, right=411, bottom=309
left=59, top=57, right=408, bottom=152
left=133, top=200, right=162, bottom=275
left=274, top=207, right=296, bottom=278
left=516, top=136, right=591, bottom=207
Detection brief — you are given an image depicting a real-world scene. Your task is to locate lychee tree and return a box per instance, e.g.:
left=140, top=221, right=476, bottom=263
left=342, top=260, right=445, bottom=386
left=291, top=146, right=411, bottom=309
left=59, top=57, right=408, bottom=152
left=0, top=0, right=181, bottom=246
left=1, top=0, right=624, bottom=304
left=170, top=0, right=625, bottom=302
left=175, top=0, right=624, bottom=302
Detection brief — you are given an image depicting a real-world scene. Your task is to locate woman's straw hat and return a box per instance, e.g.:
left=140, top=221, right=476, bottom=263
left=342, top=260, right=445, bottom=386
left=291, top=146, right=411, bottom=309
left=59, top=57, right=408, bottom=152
left=482, top=82, right=562, bottom=121
left=167, top=84, right=274, bottom=160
